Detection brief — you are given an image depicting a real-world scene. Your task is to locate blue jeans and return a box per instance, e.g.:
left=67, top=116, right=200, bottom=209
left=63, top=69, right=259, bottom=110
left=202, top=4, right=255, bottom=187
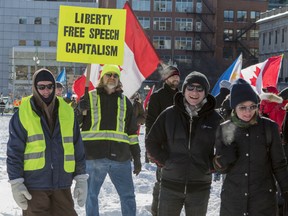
left=85, top=158, right=136, bottom=216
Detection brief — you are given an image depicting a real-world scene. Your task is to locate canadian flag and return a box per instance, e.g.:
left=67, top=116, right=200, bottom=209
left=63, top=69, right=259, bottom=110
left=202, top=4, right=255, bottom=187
left=73, top=2, right=159, bottom=99
left=240, top=55, right=283, bottom=94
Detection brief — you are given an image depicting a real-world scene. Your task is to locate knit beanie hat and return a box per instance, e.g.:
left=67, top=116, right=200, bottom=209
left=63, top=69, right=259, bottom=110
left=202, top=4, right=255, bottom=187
left=182, top=71, right=210, bottom=96
left=35, top=69, right=55, bottom=85
left=100, top=64, right=121, bottom=79
left=161, top=65, right=180, bottom=81
left=33, top=68, right=56, bottom=105
left=230, top=78, right=258, bottom=109
left=56, top=81, right=64, bottom=89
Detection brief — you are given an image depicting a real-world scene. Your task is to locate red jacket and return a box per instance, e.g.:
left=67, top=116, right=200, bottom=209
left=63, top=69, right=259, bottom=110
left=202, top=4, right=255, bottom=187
left=259, top=92, right=288, bottom=132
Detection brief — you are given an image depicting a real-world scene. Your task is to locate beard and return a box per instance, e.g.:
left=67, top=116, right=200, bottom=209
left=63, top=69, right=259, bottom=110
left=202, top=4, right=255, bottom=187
left=106, top=83, right=117, bottom=89
left=167, top=80, right=179, bottom=89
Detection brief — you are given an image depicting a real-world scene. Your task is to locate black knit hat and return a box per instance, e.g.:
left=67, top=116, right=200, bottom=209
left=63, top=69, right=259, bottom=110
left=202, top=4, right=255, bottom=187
left=35, top=69, right=55, bottom=84
left=182, top=71, right=210, bottom=96
left=230, top=78, right=258, bottom=109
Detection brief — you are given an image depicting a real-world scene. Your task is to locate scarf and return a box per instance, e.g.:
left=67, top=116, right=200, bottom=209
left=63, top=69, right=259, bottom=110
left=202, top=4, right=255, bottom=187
left=231, top=110, right=258, bottom=128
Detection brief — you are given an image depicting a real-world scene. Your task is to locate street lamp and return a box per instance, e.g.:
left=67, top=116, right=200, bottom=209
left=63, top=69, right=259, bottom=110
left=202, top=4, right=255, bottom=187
left=33, top=56, right=40, bottom=71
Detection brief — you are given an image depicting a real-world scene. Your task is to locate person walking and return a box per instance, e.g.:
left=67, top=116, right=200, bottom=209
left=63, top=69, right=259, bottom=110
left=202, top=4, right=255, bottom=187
left=0, top=99, right=5, bottom=115
left=213, top=78, right=288, bottom=216
left=145, top=65, right=180, bottom=216
left=130, top=91, right=146, bottom=133
left=146, top=71, right=222, bottom=216
left=6, top=68, right=88, bottom=215
left=77, top=64, right=141, bottom=216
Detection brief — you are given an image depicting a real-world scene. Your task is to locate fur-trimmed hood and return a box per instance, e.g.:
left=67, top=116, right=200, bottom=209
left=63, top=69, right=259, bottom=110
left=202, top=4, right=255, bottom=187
left=259, top=92, right=283, bottom=104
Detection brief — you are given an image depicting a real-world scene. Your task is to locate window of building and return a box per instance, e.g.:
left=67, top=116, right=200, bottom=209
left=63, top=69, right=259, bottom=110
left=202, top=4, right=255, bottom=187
left=237, top=11, right=247, bottom=22
left=19, top=17, right=27, bottom=24
left=250, top=11, right=260, bottom=22
left=175, top=55, right=192, bottom=64
left=34, top=17, right=42, bottom=25
left=154, top=0, right=172, bottom=12
left=223, top=47, right=233, bottom=59
left=250, top=30, right=258, bottom=40
left=34, top=40, right=41, bottom=46
left=19, top=40, right=26, bottom=46
left=224, top=10, right=234, bottom=22
left=49, top=41, right=57, bottom=47
left=223, top=29, right=234, bottom=41
left=175, top=18, right=193, bottom=31
left=196, top=0, right=202, bottom=13
left=236, top=29, right=247, bottom=40
left=50, top=17, right=57, bottom=25
left=275, top=30, right=278, bottom=44
left=153, top=17, right=172, bottom=31
left=175, top=37, right=192, bottom=50
left=160, top=55, right=171, bottom=62
left=175, top=0, right=193, bottom=13
left=15, top=66, right=29, bottom=80
left=153, top=36, right=171, bottom=49
left=249, top=48, right=258, bottom=58
left=282, top=28, right=285, bottom=43
left=138, top=17, right=150, bottom=30
left=132, top=0, right=150, bottom=11
left=262, top=33, right=266, bottom=45
left=269, top=31, right=272, bottom=45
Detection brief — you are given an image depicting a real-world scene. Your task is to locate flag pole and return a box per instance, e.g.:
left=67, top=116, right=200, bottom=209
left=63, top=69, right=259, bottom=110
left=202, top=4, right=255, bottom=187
left=64, top=67, right=68, bottom=97
left=83, top=64, right=91, bottom=116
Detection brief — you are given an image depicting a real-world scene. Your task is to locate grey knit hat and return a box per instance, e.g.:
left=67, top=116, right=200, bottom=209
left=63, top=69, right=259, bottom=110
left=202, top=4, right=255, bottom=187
left=161, top=65, right=180, bottom=80
left=182, top=71, right=210, bottom=96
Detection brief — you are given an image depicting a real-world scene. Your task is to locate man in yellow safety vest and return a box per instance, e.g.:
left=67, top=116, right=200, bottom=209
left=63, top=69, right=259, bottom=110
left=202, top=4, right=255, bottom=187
left=7, top=68, right=88, bottom=215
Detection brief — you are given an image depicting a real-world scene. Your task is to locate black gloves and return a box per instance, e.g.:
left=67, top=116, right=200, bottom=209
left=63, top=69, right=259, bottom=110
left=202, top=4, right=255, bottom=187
left=133, top=157, right=142, bottom=176
left=79, top=96, right=90, bottom=111
left=130, top=145, right=142, bottom=176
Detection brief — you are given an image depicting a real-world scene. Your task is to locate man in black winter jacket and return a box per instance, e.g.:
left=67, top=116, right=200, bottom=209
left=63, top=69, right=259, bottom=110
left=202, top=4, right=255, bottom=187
left=146, top=71, right=222, bottom=216
left=145, top=65, right=180, bottom=216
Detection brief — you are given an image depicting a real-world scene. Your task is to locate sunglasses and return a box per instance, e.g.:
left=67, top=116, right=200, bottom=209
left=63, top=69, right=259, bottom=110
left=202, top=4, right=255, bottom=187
left=105, top=73, right=119, bottom=79
left=36, top=84, right=54, bottom=90
left=186, top=85, right=204, bottom=92
left=237, top=104, right=258, bottom=112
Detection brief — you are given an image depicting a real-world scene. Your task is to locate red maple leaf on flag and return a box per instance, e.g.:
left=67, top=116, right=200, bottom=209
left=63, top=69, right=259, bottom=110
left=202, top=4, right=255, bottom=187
left=250, top=66, right=261, bottom=86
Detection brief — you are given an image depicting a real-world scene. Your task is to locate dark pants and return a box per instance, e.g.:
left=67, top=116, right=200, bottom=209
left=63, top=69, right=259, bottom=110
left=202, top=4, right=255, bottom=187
left=158, top=186, right=210, bottom=216
left=23, top=189, right=77, bottom=216
left=151, top=166, right=162, bottom=216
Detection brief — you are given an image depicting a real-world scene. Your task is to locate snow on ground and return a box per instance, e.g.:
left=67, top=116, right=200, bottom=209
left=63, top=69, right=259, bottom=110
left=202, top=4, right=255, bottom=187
left=0, top=114, right=221, bottom=215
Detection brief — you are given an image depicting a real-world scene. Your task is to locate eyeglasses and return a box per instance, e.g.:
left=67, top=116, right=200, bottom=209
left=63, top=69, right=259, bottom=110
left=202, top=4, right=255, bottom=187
left=186, top=85, right=204, bottom=92
left=237, top=104, right=258, bottom=112
left=105, top=73, right=119, bottom=79
left=36, top=84, right=54, bottom=90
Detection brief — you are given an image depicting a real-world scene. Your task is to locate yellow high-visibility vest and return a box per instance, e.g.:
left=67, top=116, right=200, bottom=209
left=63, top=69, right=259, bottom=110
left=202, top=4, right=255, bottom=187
left=19, top=96, right=75, bottom=172
left=81, top=90, right=138, bottom=145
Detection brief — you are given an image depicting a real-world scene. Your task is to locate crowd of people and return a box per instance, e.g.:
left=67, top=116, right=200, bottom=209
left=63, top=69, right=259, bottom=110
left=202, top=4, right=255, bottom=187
left=5, top=65, right=288, bottom=216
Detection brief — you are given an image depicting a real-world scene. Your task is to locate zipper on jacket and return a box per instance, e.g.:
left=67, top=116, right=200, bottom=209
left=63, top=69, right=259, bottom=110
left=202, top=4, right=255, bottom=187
left=188, top=117, right=193, bottom=151
left=184, top=117, right=193, bottom=195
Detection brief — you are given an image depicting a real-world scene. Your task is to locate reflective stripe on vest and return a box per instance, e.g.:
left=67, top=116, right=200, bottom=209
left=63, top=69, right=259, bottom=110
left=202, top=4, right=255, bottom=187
left=81, top=91, right=137, bottom=145
left=58, top=97, right=75, bottom=173
left=19, top=96, right=75, bottom=172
